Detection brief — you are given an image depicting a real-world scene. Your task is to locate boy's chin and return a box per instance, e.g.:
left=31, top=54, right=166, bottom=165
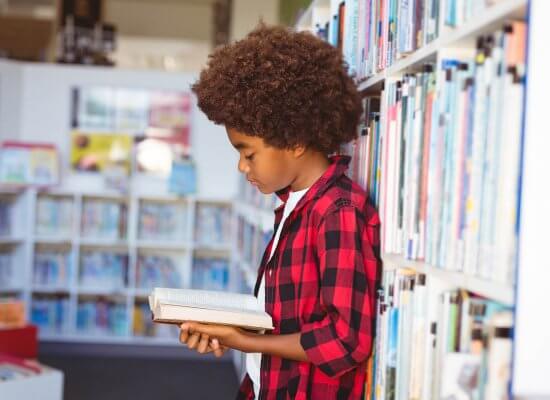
left=257, top=186, right=273, bottom=195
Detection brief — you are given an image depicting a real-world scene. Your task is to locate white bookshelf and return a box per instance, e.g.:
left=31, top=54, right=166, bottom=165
left=0, top=187, right=233, bottom=346
left=382, top=253, right=515, bottom=305
left=292, top=0, right=535, bottom=397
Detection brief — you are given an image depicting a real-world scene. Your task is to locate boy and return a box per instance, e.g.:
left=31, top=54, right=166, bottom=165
left=179, top=24, right=381, bottom=400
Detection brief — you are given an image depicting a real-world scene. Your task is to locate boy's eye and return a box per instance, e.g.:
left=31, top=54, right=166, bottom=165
left=245, top=153, right=255, bottom=161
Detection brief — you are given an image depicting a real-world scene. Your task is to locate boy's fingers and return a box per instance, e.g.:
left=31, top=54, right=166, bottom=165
left=179, top=329, right=189, bottom=344
left=197, top=334, right=210, bottom=354
left=187, top=332, right=201, bottom=349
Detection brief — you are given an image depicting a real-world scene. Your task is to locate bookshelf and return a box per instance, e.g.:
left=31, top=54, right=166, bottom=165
left=0, top=186, right=233, bottom=346
left=290, top=0, right=534, bottom=397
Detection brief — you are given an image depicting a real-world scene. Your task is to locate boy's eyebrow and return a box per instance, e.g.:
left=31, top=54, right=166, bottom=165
left=233, top=142, right=250, bottom=150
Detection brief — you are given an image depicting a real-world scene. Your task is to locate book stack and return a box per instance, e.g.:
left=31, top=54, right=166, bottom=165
left=79, top=251, right=128, bottom=289
left=368, top=267, right=513, bottom=399
left=81, top=199, right=127, bottom=240
left=35, top=196, right=73, bottom=237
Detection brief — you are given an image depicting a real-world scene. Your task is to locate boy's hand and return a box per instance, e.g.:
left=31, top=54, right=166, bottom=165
left=179, top=322, right=245, bottom=356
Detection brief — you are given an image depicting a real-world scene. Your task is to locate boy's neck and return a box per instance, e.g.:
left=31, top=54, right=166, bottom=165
left=289, top=152, right=330, bottom=192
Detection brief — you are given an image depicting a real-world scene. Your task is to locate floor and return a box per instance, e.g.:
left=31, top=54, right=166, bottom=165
left=41, top=355, right=240, bottom=400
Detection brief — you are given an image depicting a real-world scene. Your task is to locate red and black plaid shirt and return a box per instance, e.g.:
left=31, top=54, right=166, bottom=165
left=237, top=156, right=381, bottom=400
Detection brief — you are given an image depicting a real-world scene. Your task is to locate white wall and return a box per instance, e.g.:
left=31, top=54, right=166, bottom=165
left=0, top=61, right=24, bottom=139
left=0, top=60, right=239, bottom=200
left=105, top=0, right=214, bottom=42
left=230, top=0, right=280, bottom=41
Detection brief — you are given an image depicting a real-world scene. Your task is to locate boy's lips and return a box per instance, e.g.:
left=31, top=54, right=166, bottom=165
left=247, top=178, right=260, bottom=187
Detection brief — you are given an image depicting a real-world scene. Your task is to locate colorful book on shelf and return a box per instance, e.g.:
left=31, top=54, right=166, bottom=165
left=149, top=287, right=273, bottom=331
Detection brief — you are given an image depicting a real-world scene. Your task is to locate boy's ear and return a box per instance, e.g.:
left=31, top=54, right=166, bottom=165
left=291, top=145, right=306, bottom=158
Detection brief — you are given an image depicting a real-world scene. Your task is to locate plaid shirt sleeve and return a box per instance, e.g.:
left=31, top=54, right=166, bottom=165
left=300, top=204, right=378, bottom=378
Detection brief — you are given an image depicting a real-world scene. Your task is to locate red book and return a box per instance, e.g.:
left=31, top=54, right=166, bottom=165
left=0, top=325, right=38, bottom=359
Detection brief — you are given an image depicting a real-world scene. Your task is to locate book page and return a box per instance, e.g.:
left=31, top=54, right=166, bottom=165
left=152, top=288, right=260, bottom=313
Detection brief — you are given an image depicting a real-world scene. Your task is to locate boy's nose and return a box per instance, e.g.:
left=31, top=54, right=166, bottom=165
left=238, top=158, right=249, bottom=174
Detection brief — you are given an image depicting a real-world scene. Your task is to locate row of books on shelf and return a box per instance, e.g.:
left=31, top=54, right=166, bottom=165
left=77, top=299, right=128, bottom=336
left=35, top=196, right=73, bottom=237
left=2, top=246, right=230, bottom=291
left=365, top=268, right=512, bottom=399
left=345, top=22, right=525, bottom=286
left=194, top=203, right=232, bottom=245
left=81, top=199, right=128, bottom=240
left=33, top=251, right=73, bottom=287
left=138, top=201, right=188, bottom=241
left=27, top=296, right=191, bottom=339
left=80, top=251, right=129, bottom=289
left=10, top=194, right=231, bottom=244
left=318, top=0, right=509, bottom=82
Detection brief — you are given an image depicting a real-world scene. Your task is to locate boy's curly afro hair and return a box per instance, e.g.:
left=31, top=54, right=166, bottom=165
left=191, top=24, right=362, bottom=154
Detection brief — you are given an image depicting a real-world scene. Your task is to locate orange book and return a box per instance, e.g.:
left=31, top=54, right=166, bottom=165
left=0, top=299, right=26, bottom=328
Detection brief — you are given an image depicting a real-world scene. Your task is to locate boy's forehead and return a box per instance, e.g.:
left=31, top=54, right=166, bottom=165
left=226, top=128, right=262, bottom=148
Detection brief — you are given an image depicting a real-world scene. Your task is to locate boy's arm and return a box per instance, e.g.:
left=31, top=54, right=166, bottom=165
left=180, top=322, right=309, bottom=362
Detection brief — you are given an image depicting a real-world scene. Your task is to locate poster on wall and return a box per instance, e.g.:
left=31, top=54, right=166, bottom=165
left=147, top=91, right=192, bottom=150
left=70, top=132, right=132, bottom=174
left=0, top=142, right=59, bottom=186
left=71, top=86, right=193, bottom=177
left=114, top=89, right=150, bottom=133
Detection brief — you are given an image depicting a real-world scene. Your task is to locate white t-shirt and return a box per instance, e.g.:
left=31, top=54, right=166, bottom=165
left=246, top=186, right=310, bottom=399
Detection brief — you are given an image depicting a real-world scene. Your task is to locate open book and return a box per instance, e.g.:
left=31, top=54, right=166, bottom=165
left=149, top=287, right=273, bottom=331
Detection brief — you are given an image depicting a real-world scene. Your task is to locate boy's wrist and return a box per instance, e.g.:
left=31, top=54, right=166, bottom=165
left=234, top=329, right=263, bottom=353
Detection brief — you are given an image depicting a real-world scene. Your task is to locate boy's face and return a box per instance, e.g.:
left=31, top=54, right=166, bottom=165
left=226, top=128, right=302, bottom=194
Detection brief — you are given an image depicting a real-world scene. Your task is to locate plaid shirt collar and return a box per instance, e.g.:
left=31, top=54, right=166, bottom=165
left=274, top=155, right=351, bottom=213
